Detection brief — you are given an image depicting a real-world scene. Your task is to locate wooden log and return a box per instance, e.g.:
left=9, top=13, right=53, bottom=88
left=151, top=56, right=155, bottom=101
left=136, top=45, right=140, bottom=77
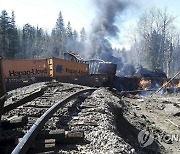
left=3, top=87, right=47, bottom=113
left=24, top=139, right=55, bottom=154
left=28, top=131, right=84, bottom=153
left=30, top=139, right=55, bottom=149
left=71, top=121, right=98, bottom=126
left=0, top=136, right=18, bottom=146
left=36, top=129, right=65, bottom=140
left=56, top=130, right=84, bottom=144
left=35, top=130, right=84, bottom=144
left=1, top=116, right=28, bottom=129
left=0, top=147, right=15, bottom=154
left=174, top=112, right=180, bottom=117
left=0, top=133, right=15, bottom=153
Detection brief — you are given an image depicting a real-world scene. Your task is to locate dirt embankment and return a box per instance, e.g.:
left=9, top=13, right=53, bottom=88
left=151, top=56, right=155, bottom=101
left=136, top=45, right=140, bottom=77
left=58, top=88, right=178, bottom=154
left=3, top=83, right=180, bottom=154
left=121, top=93, right=180, bottom=154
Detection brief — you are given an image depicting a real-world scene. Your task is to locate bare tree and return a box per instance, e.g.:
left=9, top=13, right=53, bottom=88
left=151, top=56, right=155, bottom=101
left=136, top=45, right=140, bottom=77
left=133, top=7, right=176, bottom=77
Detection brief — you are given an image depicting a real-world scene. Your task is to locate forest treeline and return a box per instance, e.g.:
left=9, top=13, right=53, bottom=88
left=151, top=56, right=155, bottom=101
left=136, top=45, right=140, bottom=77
left=0, top=10, right=86, bottom=59
left=128, top=7, right=180, bottom=77
left=0, top=8, right=180, bottom=77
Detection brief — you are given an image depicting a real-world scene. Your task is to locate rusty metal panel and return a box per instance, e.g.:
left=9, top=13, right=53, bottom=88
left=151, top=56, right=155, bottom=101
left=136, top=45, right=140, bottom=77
left=98, top=63, right=117, bottom=75
left=0, top=57, right=6, bottom=121
left=2, top=59, right=50, bottom=78
left=52, top=58, right=89, bottom=77
left=88, top=60, right=117, bottom=76
left=56, top=74, right=108, bottom=87
left=0, top=57, right=5, bottom=98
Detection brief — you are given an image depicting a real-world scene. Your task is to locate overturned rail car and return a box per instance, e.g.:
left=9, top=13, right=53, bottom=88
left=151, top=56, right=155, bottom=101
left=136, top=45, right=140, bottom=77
left=0, top=57, right=6, bottom=120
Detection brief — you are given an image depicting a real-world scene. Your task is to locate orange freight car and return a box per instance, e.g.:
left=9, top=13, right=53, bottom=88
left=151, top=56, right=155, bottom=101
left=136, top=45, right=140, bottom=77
left=2, top=59, right=50, bottom=79
left=0, top=57, right=6, bottom=96
left=48, top=58, right=89, bottom=77
left=0, top=57, right=6, bottom=120
left=2, top=57, right=91, bottom=91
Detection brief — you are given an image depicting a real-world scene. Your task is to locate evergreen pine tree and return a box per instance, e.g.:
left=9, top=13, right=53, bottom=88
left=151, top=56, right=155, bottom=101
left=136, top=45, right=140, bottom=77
left=0, top=10, right=10, bottom=57
left=8, top=11, right=20, bottom=58
left=51, top=11, right=66, bottom=57
left=80, top=27, right=86, bottom=52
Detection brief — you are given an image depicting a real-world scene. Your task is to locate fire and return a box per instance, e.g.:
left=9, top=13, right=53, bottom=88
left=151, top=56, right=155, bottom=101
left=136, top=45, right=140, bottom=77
left=137, top=78, right=180, bottom=94
left=161, top=79, right=180, bottom=92
left=139, top=78, right=152, bottom=90
left=162, top=80, right=180, bottom=89
left=177, top=80, right=180, bottom=88
left=162, top=80, right=169, bottom=88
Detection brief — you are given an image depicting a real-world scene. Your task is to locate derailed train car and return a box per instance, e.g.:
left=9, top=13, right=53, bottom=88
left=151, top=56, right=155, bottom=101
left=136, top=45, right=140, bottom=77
left=2, top=59, right=50, bottom=79
left=2, top=59, right=51, bottom=90
left=0, top=57, right=6, bottom=119
left=48, top=57, right=108, bottom=86
left=88, top=59, right=117, bottom=75
left=1, top=55, right=107, bottom=91
left=48, top=57, right=89, bottom=77
left=0, top=52, right=118, bottom=91
left=2, top=57, right=90, bottom=90
left=2, top=53, right=179, bottom=94
left=0, top=57, right=6, bottom=97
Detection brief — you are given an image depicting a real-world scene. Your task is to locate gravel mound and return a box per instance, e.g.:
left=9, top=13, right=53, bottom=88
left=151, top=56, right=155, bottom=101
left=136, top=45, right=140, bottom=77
left=59, top=88, right=134, bottom=154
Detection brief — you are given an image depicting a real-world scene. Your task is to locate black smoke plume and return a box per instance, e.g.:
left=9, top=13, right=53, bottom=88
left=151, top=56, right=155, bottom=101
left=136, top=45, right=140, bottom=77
left=87, top=0, right=132, bottom=59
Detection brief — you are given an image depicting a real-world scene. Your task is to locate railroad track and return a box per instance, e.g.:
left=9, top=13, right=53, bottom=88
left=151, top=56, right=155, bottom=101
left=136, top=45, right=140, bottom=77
left=0, top=82, right=97, bottom=154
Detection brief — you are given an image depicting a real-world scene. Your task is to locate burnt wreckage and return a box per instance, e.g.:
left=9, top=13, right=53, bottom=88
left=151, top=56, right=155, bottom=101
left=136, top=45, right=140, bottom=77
left=0, top=52, right=179, bottom=94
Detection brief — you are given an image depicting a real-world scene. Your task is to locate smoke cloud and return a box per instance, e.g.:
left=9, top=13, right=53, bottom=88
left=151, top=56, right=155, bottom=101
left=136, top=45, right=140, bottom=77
left=86, top=0, right=132, bottom=59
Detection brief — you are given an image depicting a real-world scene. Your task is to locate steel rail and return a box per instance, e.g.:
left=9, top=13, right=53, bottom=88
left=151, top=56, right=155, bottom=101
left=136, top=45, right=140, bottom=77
left=3, top=86, right=47, bottom=114
left=0, top=94, right=7, bottom=101
left=11, top=88, right=97, bottom=154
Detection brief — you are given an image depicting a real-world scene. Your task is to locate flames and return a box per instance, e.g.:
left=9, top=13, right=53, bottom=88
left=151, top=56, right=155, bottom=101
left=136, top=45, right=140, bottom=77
left=162, top=80, right=171, bottom=89
left=162, top=79, right=180, bottom=89
left=139, top=78, right=152, bottom=90
left=139, top=78, right=180, bottom=92
left=177, top=80, right=180, bottom=88
left=138, top=78, right=180, bottom=96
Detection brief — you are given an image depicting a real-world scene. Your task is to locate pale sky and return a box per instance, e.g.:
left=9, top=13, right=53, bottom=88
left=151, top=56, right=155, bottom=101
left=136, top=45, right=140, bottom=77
left=0, top=0, right=95, bottom=32
left=0, top=0, right=180, bottom=48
